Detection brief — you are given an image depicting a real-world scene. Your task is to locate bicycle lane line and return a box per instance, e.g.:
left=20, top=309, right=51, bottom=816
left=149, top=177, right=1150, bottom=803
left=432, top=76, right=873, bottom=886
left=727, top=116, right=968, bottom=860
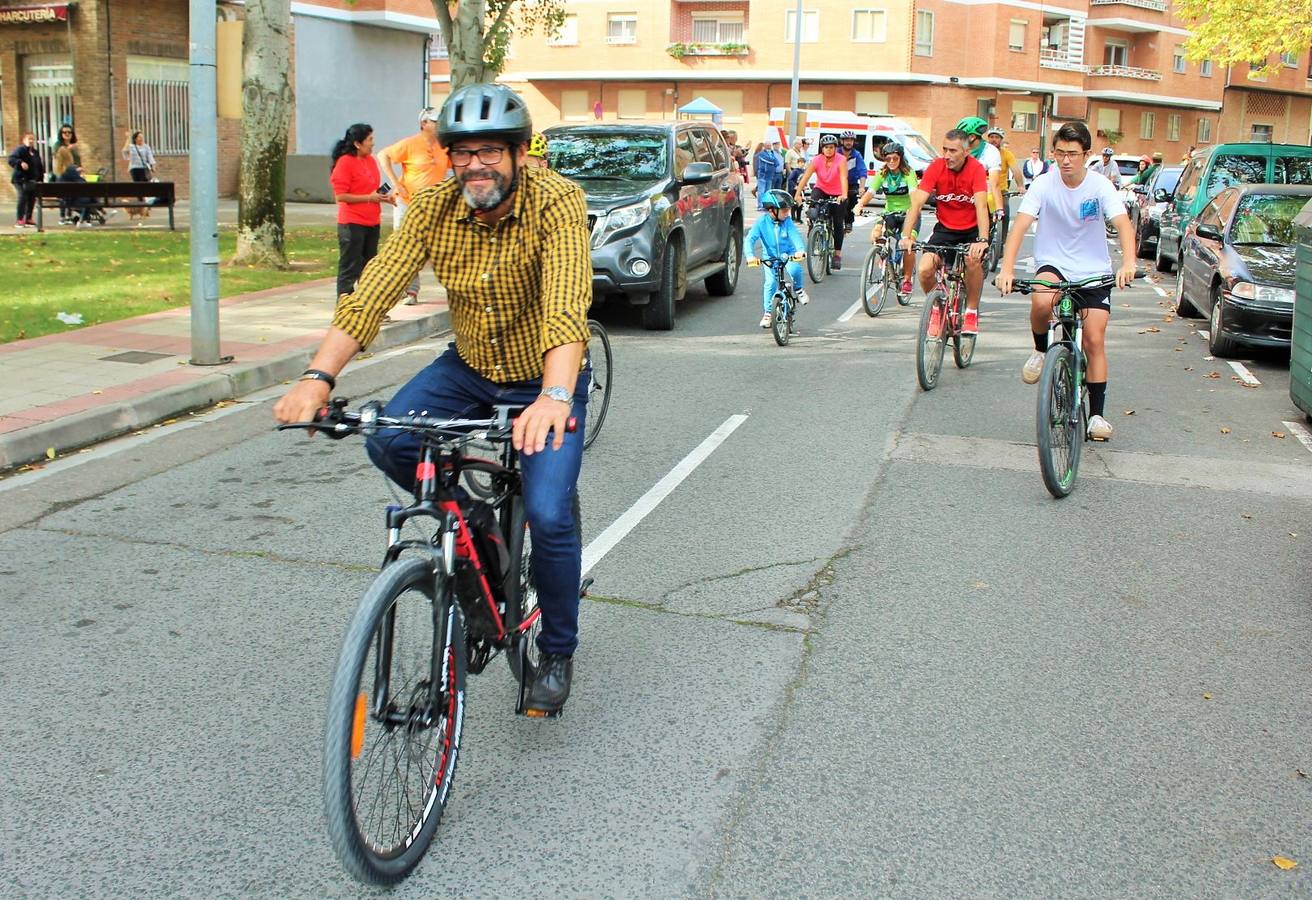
left=582, top=414, right=749, bottom=576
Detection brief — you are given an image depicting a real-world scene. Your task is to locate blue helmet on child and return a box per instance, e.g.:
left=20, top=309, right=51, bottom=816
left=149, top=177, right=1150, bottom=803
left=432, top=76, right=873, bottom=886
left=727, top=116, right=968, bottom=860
left=761, top=189, right=793, bottom=210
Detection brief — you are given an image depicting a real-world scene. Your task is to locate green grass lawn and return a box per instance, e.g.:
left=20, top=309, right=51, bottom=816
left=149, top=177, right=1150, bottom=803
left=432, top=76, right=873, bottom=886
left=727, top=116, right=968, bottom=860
left=0, top=228, right=344, bottom=343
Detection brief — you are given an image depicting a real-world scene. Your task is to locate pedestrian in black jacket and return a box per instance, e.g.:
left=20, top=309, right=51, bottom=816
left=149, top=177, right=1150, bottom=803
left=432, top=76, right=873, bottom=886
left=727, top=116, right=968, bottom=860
left=7, top=132, right=45, bottom=228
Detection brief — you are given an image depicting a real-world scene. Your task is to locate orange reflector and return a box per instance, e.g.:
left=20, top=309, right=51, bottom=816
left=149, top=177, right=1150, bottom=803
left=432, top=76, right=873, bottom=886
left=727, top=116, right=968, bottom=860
left=351, top=693, right=367, bottom=759
left=524, top=708, right=549, bottom=718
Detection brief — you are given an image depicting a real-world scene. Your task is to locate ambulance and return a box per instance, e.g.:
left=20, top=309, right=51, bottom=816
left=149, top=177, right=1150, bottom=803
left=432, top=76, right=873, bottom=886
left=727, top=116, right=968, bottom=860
left=767, top=108, right=937, bottom=177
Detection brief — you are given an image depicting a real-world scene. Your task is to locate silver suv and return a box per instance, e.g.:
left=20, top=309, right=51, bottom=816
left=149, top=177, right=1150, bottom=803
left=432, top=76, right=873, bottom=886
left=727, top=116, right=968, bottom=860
left=544, top=122, right=744, bottom=330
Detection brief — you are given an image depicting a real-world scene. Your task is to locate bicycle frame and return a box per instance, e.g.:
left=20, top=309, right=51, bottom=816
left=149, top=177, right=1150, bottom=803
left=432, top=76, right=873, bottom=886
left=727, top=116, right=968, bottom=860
left=919, top=243, right=968, bottom=331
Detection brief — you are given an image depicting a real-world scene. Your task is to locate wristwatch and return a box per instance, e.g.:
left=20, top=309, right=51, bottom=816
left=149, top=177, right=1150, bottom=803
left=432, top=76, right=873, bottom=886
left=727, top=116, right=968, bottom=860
left=540, top=386, right=572, bottom=405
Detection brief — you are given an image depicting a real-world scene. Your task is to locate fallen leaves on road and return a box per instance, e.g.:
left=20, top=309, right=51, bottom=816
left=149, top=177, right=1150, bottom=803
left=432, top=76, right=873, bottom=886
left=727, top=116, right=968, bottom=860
left=1124, top=409, right=1136, bottom=416
left=1184, top=366, right=1194, bottom=372
left=1273, top=431, right=1287, bottom=439
left=1292, top=532, right=1300, bottom=538
left=44, top=448, right=56, bottom=460
left=1297, top=769, right=1308, bottom=779
left=1120, top=303, right=1131, bottom=308
left=1220, top=426, right=1232, bottom=434
left=1174, top=347, right=1183, bottom=351
left=1162, top=316, right=1174, bottom=323
left=1241, top=512, right=1253, bottom=519
left=1138, top=326, right=1162, bottom=334
left=1271, top=856, right=1298, bottom=871
left=1203, top=693, right=1213, bottom=700
left=1206, top=371, right=1222, bottom=379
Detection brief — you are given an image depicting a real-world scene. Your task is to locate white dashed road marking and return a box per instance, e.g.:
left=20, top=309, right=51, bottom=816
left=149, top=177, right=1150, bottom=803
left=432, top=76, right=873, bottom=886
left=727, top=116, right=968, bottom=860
left=1197, top=329, right=1210, bottom=341
left=1284, top=420, right=1312, bottom=456
left=1153, top=285, right=1168, bottom=298
left=1227, top=361, right=1262, bottom=387
left=838, top=299, right=863, bottom=322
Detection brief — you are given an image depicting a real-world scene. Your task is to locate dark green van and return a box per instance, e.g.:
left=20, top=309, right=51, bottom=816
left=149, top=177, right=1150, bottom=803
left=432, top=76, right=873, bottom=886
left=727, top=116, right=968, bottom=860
left=1155, top=142, right=1312, bottom=273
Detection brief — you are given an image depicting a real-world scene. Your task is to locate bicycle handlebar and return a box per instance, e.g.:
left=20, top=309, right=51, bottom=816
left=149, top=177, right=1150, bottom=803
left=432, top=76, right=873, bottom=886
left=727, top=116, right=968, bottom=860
left=1003, top=270, right=1147, bottom=295
left=276, top=399, right=577, bottom=441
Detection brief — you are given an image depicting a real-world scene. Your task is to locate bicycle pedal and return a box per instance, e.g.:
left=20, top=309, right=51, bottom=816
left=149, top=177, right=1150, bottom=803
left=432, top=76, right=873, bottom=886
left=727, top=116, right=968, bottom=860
left=523, top=706, right=564, bottom=719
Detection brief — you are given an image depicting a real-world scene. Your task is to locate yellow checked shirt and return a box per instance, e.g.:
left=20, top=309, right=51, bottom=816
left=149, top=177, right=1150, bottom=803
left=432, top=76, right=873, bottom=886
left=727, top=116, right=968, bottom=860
left=331, top=165, right=592, bottom=383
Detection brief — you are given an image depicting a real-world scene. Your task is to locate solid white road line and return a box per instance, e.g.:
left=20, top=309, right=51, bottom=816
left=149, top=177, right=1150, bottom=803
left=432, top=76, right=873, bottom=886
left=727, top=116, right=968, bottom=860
left=1227, top=361, right=1262, bottom=386
left=1283, top=420, right=1312, bottom=456
left=581, top=414, right=749, bottom=576
left=838, top=298, right=864, bottom=322
left=1153, top=285, right=1168, bottom=298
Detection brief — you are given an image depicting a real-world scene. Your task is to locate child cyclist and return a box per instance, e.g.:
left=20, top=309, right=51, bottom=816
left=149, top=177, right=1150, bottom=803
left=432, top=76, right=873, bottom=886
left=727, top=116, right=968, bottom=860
left=855, top=141, right=918, bottom=295
left=745, top=189, right=810, bottom=328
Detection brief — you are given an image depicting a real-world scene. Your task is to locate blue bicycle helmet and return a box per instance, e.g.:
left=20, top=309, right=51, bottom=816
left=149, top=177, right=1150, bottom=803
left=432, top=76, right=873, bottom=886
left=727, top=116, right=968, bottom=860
left=761, top=189, right=793, bottom=210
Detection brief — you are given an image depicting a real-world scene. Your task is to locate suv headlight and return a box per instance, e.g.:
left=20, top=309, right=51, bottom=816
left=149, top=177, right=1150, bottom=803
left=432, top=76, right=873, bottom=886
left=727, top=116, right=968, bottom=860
left=592, top=200, right=651, bottom=249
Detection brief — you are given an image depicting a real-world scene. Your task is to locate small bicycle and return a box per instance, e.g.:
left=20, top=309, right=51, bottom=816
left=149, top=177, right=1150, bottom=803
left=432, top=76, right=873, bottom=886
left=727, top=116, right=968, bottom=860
left=860, top=211, right=913, bottom=317
left=749, top=253, right=807, bottom=346
left=912, top=241, right=977, bottom=391
left=804, top=195, right=838, bottom=284
left=1009, top=272, right=1139, bottom=497
left=281, top=401, right=580, bottom=884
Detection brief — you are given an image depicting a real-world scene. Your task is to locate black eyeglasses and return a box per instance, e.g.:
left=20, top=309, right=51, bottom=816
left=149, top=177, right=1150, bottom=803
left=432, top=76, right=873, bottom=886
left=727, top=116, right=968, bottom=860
left=449, top=146, right=505, bottom=166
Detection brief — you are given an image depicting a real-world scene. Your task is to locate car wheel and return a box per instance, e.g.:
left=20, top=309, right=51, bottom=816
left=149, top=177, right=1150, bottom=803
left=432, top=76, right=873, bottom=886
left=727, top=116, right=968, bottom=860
left=1174, top=266, right=1202, bottom=318
left=705, top=218, right=742, bottom=296
left=642, top=240, right=681, bottom=331
left=1155, top=239, right=1174, bottom=274
left=1207, top=286, right=1241, bottom=357
left=1134, top=224, right=1152, bottom=260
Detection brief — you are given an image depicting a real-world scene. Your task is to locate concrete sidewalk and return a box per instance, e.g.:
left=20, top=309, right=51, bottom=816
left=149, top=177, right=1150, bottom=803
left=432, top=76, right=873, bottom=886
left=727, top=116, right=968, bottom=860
left=0, top=272, right=449, bottom=470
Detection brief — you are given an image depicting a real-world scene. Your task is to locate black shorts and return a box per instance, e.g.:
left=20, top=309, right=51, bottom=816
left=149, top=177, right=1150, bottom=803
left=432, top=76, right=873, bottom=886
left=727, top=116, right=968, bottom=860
left=927, top=223, right=980, bottom=254
left=1035, top=266, right=1112, bottom=312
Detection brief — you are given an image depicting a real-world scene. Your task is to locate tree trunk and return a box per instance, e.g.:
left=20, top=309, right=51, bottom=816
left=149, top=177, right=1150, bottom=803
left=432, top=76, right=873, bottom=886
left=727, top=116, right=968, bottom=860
left=233, top=0, right=293, bottom=268
left=439, top=0, right=490, bottom=89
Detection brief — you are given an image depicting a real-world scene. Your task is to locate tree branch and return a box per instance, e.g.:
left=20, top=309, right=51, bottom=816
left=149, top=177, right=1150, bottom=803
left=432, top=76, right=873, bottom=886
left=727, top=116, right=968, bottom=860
left=483, top=0, right=517, bottom=54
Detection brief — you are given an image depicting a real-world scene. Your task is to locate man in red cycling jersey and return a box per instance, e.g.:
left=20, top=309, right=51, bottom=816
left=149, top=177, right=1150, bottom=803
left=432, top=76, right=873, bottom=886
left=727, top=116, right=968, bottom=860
left=899, top=129, right=991, bottom=334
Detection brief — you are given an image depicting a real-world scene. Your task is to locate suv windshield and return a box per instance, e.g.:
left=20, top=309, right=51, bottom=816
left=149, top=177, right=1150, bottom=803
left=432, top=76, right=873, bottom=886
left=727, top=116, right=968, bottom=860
left=549, top=133, right=669, bottom=182
left=1230, top=194, right=1308, bottom=245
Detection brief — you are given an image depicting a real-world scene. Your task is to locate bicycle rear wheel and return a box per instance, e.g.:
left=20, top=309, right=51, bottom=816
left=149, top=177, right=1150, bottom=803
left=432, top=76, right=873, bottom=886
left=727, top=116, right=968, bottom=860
left=772, top=294, right=791, bottom=346
left=806, top=226, right=829, bottom=283
left=1036, top=345, right=1083, bottom=498
left=916, top=289, right=948, bottom=391
left=583, top=320, right=612, bottom=450
left=860, top=246, right=885, bottom=317
left=323, top=557, right=466, bottom=885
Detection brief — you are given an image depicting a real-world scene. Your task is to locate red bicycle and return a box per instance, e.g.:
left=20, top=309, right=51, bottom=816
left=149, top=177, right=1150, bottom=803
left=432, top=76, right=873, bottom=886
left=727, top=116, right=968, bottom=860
left=913, top=241, right=977, bottom=390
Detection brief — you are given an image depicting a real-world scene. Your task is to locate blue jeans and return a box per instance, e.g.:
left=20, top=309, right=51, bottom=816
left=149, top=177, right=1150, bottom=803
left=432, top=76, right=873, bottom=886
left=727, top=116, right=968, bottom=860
left=365, top=344, right=589, bottom=656
left=762, top=261, right=804, bottom=312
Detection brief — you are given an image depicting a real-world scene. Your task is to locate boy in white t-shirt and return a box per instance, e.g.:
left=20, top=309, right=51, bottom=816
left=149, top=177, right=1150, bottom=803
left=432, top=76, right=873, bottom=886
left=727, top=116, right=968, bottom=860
left=996, top=121, right=1136, bottom=441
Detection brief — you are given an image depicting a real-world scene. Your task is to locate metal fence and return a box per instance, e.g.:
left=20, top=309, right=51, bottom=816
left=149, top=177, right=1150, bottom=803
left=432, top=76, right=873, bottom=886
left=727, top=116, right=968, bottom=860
left=127, top=77, right=190, bottom=155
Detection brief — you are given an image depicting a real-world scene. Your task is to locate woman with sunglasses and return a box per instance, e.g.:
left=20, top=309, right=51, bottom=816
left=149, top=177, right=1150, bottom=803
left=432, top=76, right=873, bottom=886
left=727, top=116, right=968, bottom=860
left=330, top=123, right=396, bottom=301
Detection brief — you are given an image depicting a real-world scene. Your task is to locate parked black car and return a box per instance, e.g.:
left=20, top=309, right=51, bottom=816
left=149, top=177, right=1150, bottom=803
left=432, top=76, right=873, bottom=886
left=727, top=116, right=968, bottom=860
left=1130, top=165, right=1182, bottom=258
left=1173, top=183, right=1310, bottom=356
left=544, top=122, right=743, bottom=330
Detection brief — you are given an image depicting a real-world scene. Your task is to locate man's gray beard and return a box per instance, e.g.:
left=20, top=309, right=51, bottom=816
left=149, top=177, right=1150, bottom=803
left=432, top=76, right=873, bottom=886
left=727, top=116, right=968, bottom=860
left=459, top=173, right=509, bottom=210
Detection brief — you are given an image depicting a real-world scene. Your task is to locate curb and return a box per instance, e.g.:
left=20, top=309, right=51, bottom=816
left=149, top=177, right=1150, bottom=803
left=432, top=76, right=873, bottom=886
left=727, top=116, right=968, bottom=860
left=0, top=308, right=450, bottom=470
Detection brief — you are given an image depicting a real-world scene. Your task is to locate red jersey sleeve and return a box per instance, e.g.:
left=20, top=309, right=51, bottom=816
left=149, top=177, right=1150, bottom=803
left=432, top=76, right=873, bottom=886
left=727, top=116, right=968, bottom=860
left=919, top=158, right=944, bottom=195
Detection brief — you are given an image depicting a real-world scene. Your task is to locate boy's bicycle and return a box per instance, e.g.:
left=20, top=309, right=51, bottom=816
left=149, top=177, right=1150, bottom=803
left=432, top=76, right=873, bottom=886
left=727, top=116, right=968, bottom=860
left=748, top=253, right=807, bottom=346
left=804, top=196, right=838, bottom=283
left=860, top=211, right=913, bottom=317
left=1009, top=273, right=1139, bottom=497
left=280, top=401, right=580, bottom=884
left=912, top=241, right=977, bottom=391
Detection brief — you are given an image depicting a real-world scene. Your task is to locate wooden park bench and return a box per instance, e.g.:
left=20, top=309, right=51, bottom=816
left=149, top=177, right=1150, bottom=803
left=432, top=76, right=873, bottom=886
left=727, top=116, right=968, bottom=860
left=32, top=181, right=176, bottom=232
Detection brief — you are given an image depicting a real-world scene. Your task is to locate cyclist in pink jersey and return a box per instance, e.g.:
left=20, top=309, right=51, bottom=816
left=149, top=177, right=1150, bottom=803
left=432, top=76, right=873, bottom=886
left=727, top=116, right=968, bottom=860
left=793, top=134, right=850, bottom=268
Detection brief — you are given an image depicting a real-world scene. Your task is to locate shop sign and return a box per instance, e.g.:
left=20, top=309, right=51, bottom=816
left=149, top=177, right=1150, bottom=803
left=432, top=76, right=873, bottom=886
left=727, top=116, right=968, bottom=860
left=0, top=5, right=70, bottom=25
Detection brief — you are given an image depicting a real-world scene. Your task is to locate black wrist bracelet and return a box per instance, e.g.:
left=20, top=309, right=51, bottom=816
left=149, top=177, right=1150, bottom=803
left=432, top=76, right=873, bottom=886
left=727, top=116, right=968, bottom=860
left=300, top=369, right=336, bottom=390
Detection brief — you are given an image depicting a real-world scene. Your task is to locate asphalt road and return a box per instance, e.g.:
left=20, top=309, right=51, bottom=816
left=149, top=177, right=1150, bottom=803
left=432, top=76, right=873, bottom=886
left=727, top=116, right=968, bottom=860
left=1, top=211, right=1309, bottom=897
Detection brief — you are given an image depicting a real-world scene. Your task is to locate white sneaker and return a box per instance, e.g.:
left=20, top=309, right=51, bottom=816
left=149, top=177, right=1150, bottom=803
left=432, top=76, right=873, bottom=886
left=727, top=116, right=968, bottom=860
left=1087, top=414, right=1113, bottom=441
left=796, top=289, right=810, bottom=305
left=759, top=313, right=773, bottom=329
left=1021, top=350, right=1045, bottom=384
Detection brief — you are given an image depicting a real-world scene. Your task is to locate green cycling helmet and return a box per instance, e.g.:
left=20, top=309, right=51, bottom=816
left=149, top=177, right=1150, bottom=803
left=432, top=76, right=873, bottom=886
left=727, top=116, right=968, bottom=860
left=955, top=116, right=989, bottom=138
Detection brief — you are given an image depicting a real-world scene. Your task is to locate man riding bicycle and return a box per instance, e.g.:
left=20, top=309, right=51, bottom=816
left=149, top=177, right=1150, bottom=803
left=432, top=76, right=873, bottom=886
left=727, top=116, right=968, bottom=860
left=838, top=130, right=867, bottom=234
left=794, top=133, right=849, bottom=269
left=273, top=83, right=592, bottom=717
left=855, top=141, right=919, bottom=296
left=996, top=121, right=1136, bottom=442
left=985, top=126, right=1026, bottom=251
left=900, top=129, right=991, bottom=334
left=957, top=116, right=1005, bottom=219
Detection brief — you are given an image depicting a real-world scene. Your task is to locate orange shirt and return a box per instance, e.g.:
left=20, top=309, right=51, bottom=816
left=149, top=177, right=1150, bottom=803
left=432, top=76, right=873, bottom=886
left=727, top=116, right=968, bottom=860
left=381, top=133, right=449, bottom=198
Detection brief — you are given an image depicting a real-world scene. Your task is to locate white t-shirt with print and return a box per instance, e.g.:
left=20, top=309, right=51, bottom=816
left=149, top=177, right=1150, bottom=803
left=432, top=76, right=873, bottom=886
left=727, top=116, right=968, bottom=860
left=1018, top=169, right=1126, bottom=280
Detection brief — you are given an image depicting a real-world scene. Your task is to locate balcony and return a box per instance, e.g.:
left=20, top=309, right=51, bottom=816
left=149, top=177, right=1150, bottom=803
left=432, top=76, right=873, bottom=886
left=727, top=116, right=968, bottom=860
left=1088, top=64, right=1162, bottom=80
left=1090, top=0, right=1167, bottom=10
left=666, top=42, right=749, bottom=58
left=1040, top=48, right=1088, bottom=73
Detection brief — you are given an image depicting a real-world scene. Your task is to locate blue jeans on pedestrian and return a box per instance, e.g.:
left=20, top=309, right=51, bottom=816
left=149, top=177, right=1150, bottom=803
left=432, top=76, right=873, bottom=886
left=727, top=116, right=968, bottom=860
left=762, top=260, right=804, bottom=312
left=365, top=344, right=589, bottom=656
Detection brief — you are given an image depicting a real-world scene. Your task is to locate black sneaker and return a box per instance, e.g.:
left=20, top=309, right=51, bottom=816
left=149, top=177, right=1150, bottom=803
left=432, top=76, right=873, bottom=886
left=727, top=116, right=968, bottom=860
left=524, top=653, right=573, bottom=717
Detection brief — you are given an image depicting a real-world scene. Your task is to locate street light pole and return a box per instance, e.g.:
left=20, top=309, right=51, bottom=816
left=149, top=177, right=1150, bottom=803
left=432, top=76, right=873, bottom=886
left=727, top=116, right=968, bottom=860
left=188, top=0, right=225, bottom=365
left=788, top=0, right=802, bottom=142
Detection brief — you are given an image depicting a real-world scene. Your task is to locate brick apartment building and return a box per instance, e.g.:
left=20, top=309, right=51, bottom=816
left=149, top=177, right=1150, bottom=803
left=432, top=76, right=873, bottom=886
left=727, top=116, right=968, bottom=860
left=440, top=0, right=1312, bottom=159
left=0, top=0, right=435, bottom=202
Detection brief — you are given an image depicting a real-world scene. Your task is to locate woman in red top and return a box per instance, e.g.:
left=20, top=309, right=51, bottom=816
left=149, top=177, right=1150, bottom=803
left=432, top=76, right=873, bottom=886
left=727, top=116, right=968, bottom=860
left=329, top=123, right=396, bottom=299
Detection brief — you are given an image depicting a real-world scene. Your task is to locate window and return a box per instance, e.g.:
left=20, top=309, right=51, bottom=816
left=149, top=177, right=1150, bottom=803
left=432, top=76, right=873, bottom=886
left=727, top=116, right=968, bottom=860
left=561, top=89, right=590, bottom=121
left=977, top=99, right=995, bottom=121
left=1248, top=61, right=1267, bottom=82
left=1276, top=156, right=1312, bottom=184
left=692, top=13, right=744, bottom=43
left=607, top=13, right=637, bottom=44
left=1198, top=118, right=1213, bottom=143
left=1140, top=112, right=1155, bottom=139
left=617, top=89, right=646, bottom=120
left=1103, top=40, right=1128, bottom=68
left=1251, top=123, right=1274, bottom=142
left=796, top=88, right=824, bottom=110
left=855, top=90, right=889, bottom=115
left=915, top=10, right=934, bottom=56
left=1201, top=59, right=1213, bottom=77
left=548, top=14, right=577, bottom=46
left=1167, top=113, right=1181, bottom=141
left=1172, top=45, right=1186, bottom=74
left=1204, top=155, right=1265, bottom=197
left=1096, top=107, right=1121, bottom=134
left=1008, top=19, right=1026, bottom=52
left=1282, top=51, right=1299, bottom=67
left=785, top=9, right=819, bottom=43
left=431, top=30, right=448, bottom=59
left=674, top=130, right=695, bottom=179
left=127, top=56, right=189, bottom=154
left=1011, top=100, right=1039, bottom=132
left=852, top=9, right=887, bottom=43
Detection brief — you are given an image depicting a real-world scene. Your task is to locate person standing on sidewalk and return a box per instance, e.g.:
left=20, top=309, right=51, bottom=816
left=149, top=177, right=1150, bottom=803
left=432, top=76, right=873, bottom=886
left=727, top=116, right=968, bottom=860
left=331, top=123, right=396, bottom=301
left=121, top=130, right=157, bottom=225
left=378, top=108, right=450, bottom=304
left=8, top=132, right=44, bottom=228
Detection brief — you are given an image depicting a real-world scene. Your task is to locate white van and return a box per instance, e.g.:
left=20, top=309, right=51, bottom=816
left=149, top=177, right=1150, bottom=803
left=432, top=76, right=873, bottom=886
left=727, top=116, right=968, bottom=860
left=767, top=108, right=937, bottom=177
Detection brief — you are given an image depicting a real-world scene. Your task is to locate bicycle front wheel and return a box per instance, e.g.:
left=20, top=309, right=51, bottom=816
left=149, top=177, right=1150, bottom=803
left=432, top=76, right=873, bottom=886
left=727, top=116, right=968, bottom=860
left=583, top=320, right=612, bottom=450
left=772, top=294, right=791, bottom=346
left=916, top=289, right=948, bottom=391
left=860, top=246, right=886, bottom=317
left=953, top=291, right=976, bottom=369
left=806, top=226, right=829, bottom=283
left=323, top=557, right=467, bottom=885
left=1036, top=345, right=1083, bottom=498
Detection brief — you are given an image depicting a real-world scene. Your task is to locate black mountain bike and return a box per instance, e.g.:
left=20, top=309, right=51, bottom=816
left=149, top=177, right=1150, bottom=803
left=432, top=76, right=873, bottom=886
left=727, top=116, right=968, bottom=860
left=860, top=211, right=913, bottom=317
left=752, top=255, right=806, bottom=346
left=281, top=401, right=580, bottom=884
left=912, top=241, right=977, bottom=391
left=805, top=196, right=837, bottom=283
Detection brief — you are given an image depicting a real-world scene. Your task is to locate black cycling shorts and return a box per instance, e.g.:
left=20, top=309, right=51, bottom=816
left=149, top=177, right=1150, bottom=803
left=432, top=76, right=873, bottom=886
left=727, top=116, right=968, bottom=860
left=1035, top=265, right=1112, bottom=312
left=927, top=223, right=980, bottom=252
